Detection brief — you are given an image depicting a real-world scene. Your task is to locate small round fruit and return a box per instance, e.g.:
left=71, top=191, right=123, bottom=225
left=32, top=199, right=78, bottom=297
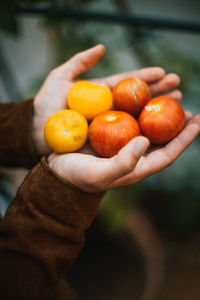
left=44, top=109, right=88, bottom=153
left=139, top=96, right=185, bottom=145
left=89, top=110, right=140, bottom=158
left=113, top=77, right=151, bottom=117
left=68, top=80, right=113, bottom=120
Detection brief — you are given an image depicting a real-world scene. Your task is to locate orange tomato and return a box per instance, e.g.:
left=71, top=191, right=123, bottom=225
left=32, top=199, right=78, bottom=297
left=44, top=109, right=88, bottom=153
left=68, top=80, right=113, bottom=120
left=113, top=77, right=151, bottom=117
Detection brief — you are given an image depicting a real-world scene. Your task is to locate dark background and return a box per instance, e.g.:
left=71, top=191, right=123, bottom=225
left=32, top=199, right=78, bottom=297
left=0, top=1, right=200, bottom=299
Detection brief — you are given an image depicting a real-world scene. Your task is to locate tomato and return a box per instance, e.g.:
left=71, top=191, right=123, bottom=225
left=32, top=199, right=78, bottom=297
left=139, top=96, right=185, bottom=144
left=68, top=80, right=113, bottom=120
left=113, top=77, right=151, bottom=117
left=89, top=110, right=140, bottom=157
left=44, top=109, right=88, bottom=153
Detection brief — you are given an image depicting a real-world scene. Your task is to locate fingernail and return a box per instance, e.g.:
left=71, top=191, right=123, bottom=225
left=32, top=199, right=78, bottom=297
left=133, top=139, right=149, bottom=158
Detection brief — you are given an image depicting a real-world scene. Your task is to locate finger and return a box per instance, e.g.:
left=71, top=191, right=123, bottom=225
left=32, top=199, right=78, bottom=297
left=110, top=115, right=200, bottom=189
left=61, top=44, right=105, bottom=80
left=91, top=67, right=166, bottom=90
left=186, top=114, right=200, bottom=127
left=131, top=67, right=166, bottom=83
left=100, top=136, right=150, bottom=187
left=185, top=111, right=193, bottom=122
left=159, top=115, right=200, bottom=163
left=150, top=73, right=181, bottom=96
left=142, top=115, right=200, bottom=175
left=161, top=90, right=183, bottom=101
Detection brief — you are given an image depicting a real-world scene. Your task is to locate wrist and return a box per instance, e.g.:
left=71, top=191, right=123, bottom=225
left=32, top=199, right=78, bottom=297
left=32, top=97, right=52, bottom=157
left=47, top=154, right=69, bottom=184
left=47, top=154, right=105, bottom=193
left=32, top=124, right=51, bottom=156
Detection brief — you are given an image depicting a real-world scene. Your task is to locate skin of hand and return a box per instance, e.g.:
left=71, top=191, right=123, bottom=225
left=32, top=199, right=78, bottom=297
left=34, top=44, right=200, bottom=193
left=48, top=113, right=200, bottom=192
left=33, top=44, right=182, bottom=156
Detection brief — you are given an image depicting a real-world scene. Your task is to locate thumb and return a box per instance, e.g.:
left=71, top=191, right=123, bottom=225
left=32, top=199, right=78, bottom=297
left=102, top=136, right=150, bottom=186
left=62, top=44, right=105, bottom=80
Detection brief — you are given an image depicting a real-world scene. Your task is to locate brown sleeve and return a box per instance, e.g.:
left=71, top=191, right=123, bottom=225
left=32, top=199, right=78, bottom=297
left=0, top=157, right=104, bottom=300
left=0, top=100, right=39, bottom=169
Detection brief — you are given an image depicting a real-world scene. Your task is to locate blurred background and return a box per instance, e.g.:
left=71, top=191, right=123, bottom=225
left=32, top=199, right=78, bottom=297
left=0, top=1, right=200, bottom=299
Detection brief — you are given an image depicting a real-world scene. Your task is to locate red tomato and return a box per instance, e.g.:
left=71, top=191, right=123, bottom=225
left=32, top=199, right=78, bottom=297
left=139, top=96, right=185, bottom=144
left=89, top=110, right=140, bottom=158
left=113, top=78, right=151, bottom=117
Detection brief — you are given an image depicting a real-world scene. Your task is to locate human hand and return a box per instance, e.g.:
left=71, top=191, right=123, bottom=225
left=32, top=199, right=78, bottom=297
left=48, top=113, right=200, bottom=193
left=33, top=44, right=182, bottom=156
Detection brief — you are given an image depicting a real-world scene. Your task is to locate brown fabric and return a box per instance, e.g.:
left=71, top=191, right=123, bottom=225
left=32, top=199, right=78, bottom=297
left=0, top=101, right=104, bottom=299
left=57, top=280, right=78, bottom=300
left=0, top=99, right=39, bottom=169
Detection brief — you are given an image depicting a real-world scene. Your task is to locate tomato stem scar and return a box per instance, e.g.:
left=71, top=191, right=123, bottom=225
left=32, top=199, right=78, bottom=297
left=64, top=128, right=70, bottom=135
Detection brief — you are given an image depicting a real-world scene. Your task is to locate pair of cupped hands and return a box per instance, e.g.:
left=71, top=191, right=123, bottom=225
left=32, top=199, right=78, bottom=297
left=33, top=45, right=200, bottom=192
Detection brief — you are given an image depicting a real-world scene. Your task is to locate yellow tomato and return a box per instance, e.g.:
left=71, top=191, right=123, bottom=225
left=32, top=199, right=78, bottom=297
left=44, top=109, right=88, bottom=153
left=68, top=80, right=113, bottom=120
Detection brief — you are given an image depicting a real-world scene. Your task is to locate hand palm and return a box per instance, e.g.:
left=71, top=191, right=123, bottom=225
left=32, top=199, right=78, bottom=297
left=49, top=113, right=199, bottom=192
left=34, top=45, right=200, bottom=192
